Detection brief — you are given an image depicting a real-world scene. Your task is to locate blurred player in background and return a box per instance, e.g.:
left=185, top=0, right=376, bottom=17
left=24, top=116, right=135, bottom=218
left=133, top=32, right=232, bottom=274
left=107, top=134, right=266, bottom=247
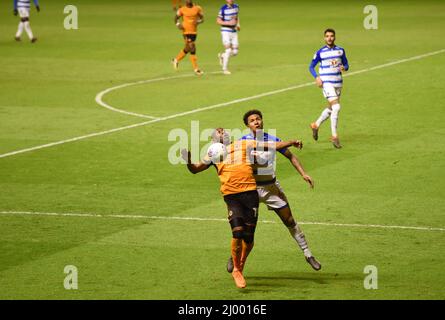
left=309, top=29, right=349, bottom=148
left=217, top=0, right=240, bottom=75
left=225, top=110, right=321, bottom=273
left=171, top=0, right=182, bottom=11
left=172, top=0, right=204, bottom=75
left=14, top=0, right=40, bottom=43
left=181, top=129, right=302, bottom=288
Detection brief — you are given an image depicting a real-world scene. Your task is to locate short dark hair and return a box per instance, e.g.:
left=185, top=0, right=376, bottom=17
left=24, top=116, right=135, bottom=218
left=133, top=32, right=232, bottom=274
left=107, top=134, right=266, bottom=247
left=324, top=28, right=336, bottom=35
left=243, top=109, right=263, bottom=125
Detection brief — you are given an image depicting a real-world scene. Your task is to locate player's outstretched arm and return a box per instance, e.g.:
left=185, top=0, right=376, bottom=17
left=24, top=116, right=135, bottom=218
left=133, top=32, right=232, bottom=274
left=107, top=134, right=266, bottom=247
left=283, top=149, right=314, bottom=188
left=181, top=149, right=210, bottom=174
left=13, top=0, right=18, bottom=15
left=258, top=140, right=303, bottom=151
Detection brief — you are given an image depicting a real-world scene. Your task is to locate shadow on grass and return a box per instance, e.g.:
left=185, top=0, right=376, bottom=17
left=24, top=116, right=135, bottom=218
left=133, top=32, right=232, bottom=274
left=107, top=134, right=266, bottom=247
left=239, top=271, right=362, bottom=293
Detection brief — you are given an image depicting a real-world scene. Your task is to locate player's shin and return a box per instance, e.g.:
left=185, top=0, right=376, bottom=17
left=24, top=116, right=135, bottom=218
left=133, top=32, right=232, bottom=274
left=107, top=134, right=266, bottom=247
left=24, top=21, right=34, bottom=40
left=223, top=48, right=231, bottom=70
left=16, top=22, right=24, bottom=38
left=287, top=222, right=312, bottom=258
left=190, top=54, right=199, bottom=69
left=239, top=240, right=254, bottom=272
left=330, top=103, right=341, bottom=137
left=176, top=49, right=187, bottom=62
left=231, top=238, right=243, bottom=271
left=315, top=107, right=332, bottom=128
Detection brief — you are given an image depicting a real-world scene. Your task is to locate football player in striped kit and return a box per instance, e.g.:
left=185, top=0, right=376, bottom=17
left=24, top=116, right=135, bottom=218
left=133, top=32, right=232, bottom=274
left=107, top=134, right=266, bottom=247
left=217, top=0, right=240, bottom=75
left=309, top=29, right=349, bottom=148
left=13, top=0, right=40, bottom=43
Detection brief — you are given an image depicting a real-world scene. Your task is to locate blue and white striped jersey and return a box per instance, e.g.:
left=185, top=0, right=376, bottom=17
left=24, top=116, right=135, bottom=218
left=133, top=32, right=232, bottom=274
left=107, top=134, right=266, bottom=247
left=309, top=45, right=349, bottom=87
left=14, top=0, right=39, bottom=9
left=218, top=3, right=239, bottom=33
left=240, top=132, right=287, bottom=183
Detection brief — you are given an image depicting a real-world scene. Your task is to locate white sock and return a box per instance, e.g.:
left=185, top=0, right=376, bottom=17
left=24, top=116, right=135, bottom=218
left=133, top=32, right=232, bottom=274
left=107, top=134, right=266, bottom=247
left=315, top=107, right=332, bottom=127
left=223, top=48, right=231, bottom=71
left=288, top=224, right=312, bottom=257
left=16, top=22, right=24, bottom=38
left=330, top=103, right=341, bottom=137
left=24, top=21, right=34, bottom=40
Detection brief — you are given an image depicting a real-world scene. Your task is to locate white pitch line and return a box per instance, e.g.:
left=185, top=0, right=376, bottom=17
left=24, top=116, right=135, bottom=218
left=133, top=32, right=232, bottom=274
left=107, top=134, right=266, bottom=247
left=95, top=72, right=222, bottom=119
left=1, top=49, right=444, bottom=160
left=0, top=211, right=444, bottom=232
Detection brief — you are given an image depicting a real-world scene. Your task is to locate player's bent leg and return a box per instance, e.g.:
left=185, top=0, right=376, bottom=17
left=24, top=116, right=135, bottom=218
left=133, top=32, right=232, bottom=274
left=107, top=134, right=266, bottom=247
left=274, top=206, right=321, bottom=271
left=311, top=107, right=332, bottom=141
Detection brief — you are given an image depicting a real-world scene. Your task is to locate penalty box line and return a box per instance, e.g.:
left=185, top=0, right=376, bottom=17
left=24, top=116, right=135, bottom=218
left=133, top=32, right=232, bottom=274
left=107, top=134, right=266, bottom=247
left=0, top=48, right=444, bottom=160
left=0, top=210, right=444, bottom=232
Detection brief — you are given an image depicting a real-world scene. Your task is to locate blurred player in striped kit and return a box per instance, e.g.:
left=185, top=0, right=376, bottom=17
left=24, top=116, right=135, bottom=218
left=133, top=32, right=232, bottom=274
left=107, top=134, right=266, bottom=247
left=14, top=0, right=40, bottom=43
left=217, top=0, right=240, bottom=75
left=309, top=29, right=349, bottom=148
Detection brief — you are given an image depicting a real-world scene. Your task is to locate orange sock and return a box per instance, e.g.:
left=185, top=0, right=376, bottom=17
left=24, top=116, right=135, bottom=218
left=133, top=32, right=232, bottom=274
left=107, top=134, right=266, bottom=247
left=240, top=241, right=254, bottom=272
left=176, top=50, right=186, bottom=62
left=231, top=238, right=243, bottom=271
left=190, top=54, right=199, bottom=70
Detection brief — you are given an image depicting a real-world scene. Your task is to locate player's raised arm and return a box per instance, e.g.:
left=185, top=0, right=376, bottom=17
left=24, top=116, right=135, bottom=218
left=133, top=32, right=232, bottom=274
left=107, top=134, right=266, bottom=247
left=257, top=139, right=303, bottom=151
left=181, top=149, right=210, bottom=174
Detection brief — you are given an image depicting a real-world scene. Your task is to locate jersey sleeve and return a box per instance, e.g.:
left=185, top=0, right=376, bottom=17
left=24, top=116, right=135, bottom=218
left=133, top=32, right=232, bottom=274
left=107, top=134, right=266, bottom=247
left=341, top=48, right=349, bottom=71
left=197, top=5, right=203, bottom=16
left=272, top=136, right=288, bottom=155
left=14, top=0, right=18, bottom=10
left=309, top=50, right=321, bottom=78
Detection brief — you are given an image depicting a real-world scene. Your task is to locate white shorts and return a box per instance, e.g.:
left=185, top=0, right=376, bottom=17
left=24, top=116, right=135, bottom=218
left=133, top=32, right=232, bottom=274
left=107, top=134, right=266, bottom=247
left=257, top=180, right=289, bottom=210
left=221, top=32, right=239, bottom=48
left=18, top=8, right=30, bottom=18
left=322, top=84, right=342, bottom=102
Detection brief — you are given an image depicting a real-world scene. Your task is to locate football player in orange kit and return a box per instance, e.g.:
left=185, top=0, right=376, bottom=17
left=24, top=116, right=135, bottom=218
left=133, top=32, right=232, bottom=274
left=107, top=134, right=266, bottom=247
left=172, top=0, right=204, bottom=75
left=181, top=128, right=303, bottom=289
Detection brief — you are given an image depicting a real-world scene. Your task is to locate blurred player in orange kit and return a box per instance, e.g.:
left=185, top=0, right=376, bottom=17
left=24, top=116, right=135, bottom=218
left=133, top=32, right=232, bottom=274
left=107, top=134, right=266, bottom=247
left=172, top=0, right=204, bottom=75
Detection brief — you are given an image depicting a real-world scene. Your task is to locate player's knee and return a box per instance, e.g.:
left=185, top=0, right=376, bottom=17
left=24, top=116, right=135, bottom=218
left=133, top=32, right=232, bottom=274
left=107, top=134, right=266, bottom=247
left=243, top=224, right=256, bottom=243
left=231, top=48, right=239, bottom=56
left=243, top=232, right=254, bottom=244
left=190, top=44, right=196, bottom=54
left=283, top=216, right=296, bottom=228
left=332, top=103, right=341, bottom=112
left=232, top=227, right=244, bottom=239
left=21, top=17, right=28, bottom=22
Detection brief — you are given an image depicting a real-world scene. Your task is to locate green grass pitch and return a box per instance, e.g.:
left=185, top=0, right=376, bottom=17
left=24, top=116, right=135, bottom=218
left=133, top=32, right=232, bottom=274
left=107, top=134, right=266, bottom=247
left=0, top=0, right=444, bottom=299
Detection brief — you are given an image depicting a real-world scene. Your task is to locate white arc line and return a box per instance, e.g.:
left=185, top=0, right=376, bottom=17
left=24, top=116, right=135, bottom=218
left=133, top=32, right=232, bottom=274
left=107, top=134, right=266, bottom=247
left=95, top=72, right=222, bottom=119
left=1, top=49, right=444, bottom=160
left=0, top=211, right=444, bottom=232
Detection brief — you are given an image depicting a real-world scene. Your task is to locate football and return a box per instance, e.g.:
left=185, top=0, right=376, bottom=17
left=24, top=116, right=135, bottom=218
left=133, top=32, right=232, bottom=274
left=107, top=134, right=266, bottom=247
left=207, top=142, right=227, bottom=163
